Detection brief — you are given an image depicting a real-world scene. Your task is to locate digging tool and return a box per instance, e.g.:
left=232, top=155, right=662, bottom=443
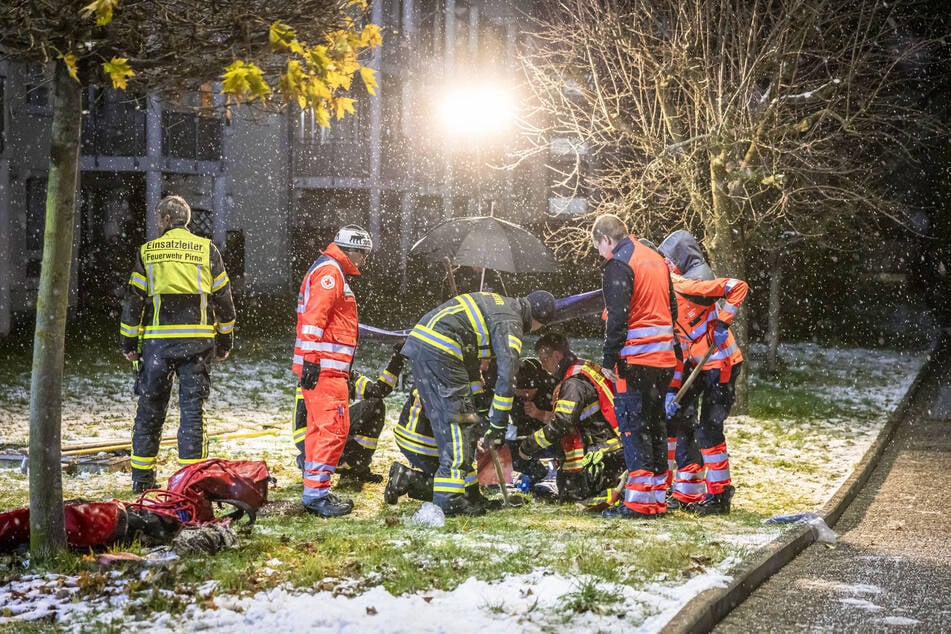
left=611, top=343, right=718, bottom=501
left=489, top=446, right=524, bottom=508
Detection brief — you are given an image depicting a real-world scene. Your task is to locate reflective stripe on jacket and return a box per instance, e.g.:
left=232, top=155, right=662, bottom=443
left=292, top=243, right=360, bottom=377
left=615, top=236, right=676, bottom=368
left=403, top=292, right=527, bottom=428
left=119, top=227, right=235, bottom=353
left=669, top=276, right=747, bottom=385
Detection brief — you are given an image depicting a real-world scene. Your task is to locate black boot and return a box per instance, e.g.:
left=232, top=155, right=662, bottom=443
left=440, top=493, right=486, bottom=517
left=303, top=492, right=354, bottom=518
left=384, top=462, right=417, bottom=504
left=601, top=503, right=657, bottom=519
left=338, top=463, right=384, bottom=483
left=466, top=486, right=503, bottom=511
left=694, top=485, right=735, bottom=516
left=131, top=472, right=156, bottom=495
left=407, top=472, right=434, bottom=502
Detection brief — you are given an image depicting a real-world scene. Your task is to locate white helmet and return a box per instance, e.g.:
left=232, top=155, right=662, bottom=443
left=333, top=225, right=373, bottom=252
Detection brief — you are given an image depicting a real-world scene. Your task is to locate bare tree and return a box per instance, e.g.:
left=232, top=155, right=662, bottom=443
left=518, top=0, right=942, bottom=405
left=0, top=0, right=379, bottom=560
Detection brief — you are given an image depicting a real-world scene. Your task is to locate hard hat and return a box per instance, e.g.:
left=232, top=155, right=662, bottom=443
left=333, top=225, right=373, bottom=252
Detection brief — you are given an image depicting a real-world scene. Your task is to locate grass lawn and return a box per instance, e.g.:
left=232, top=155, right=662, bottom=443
left=0, top=333, right=927, bottom=632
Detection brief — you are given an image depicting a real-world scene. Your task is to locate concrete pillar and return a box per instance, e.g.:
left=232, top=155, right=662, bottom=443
left=0, top=158, right=9, bottom=335
left=399, top=190, right=416, bottom=292
left=368, top=0, right=384, bottom=244
left=145, top=96, right=162, bottom=238
left=443, top=0, right=456, bottom=220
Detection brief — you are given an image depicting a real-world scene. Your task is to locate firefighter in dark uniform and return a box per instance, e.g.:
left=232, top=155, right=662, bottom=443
left=518, top=332, right=626, bottom=507
left=292, top=347, right=405, bottom=482
left=400, top=290, right=556, bottom=516
left=120, top=195, right=236, bottom=493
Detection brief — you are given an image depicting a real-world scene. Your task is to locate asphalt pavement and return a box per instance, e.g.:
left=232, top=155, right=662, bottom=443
left=711, top=335, right=951, bottom=632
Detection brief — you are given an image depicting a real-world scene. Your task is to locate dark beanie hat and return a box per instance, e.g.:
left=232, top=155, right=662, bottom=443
left=524, top=290, right=556, bottom=325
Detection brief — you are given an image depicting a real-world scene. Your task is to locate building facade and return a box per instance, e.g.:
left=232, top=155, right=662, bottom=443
left=0, top=0, right=569, bottom=335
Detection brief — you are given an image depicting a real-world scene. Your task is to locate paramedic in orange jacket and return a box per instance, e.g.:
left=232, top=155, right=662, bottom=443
left=593, top=214, right=678, bottom=519
left=293, top=225, right=372, bottom=518
left=660, top=230, right=746, bottom=515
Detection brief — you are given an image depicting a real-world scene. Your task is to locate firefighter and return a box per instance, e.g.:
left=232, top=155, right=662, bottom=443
left=399, top=290, right=556, bottom=516
left=384, top=360, right=495, bottom=505
left=120, top=195, right=236, bottom=493
left=293, top=225, right=373, bottom=518
left=508, top=357, right=560, bottom=496
left=517, top=332, right=625, bottom=508
left=592, top=214, right=678, bottom=519
left=292, top=346, right=404, bottom=482
left=659, top=230, right=747, bottom=515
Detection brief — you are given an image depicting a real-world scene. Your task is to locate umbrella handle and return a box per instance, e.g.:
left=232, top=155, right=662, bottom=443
left=444, top=257, right=458, bottom=296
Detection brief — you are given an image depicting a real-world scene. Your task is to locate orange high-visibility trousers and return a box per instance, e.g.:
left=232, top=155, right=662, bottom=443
left=302, top=375, right=350, bottom=503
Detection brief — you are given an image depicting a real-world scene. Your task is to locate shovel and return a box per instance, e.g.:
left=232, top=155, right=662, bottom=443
left=489, top=446, right=524, bottom=508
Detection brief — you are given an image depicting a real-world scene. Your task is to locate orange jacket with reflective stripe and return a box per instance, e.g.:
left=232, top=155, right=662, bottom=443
left=292, top=243, right=360, bottom=378
left=670, top=275, right=747, bottom=386
left=617, top=237, right=677, bottom=368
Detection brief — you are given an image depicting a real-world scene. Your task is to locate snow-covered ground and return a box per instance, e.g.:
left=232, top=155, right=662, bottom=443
left=0, top=342, right=930, bottom=632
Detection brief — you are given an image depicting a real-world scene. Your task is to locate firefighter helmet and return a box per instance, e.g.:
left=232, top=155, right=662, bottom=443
left=333, top=225, right=373, bottom=252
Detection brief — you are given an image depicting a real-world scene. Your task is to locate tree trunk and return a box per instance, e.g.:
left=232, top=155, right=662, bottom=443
left=29, top=63, right=81, bottom=560
left=705, top=156, right=750, bottom=414
left=765, top=248, right=783, bottom=378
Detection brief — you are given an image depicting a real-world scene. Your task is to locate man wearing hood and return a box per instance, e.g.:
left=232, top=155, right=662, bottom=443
left=400, top=290, right=556, bottom=516
left=658, top=230, right=747, bottom=515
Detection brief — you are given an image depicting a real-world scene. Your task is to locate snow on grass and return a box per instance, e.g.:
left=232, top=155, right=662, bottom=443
left=0, top=341, right=929, bottom=633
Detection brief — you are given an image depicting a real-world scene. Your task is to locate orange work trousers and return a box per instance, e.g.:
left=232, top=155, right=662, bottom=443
left=302, top=374, right=350, bottom=502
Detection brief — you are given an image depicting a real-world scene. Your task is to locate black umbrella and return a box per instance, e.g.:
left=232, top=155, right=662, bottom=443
left=409, top=216, right=558, bottom=274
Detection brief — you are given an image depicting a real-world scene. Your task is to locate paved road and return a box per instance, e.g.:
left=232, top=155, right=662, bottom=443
left=715, top=344, right=951, bottom=632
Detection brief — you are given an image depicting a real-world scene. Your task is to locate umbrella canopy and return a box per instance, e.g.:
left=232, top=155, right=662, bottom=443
left=409, top=216, right=558, bottom=274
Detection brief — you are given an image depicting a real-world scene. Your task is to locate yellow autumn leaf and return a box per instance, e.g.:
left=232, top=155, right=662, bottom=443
left=334, top=97, right=356, bottom=120
left=359, top=66, right=377, bottom=96
left=306, top=45, right=333, bottom=72
left=221, top=60, right=271, bottom=101
left=279, top=60, right=307, bottom=108
left=347, top=0, right=368, bottom=10
left=81, top=0, right=120, bottom=26
left=361, top=24, right=383, bottom=48
left=313, top=103, right=331, bottom=128
left=59, top=52, right=80, bottom=82
left=102, top=57, right=134, bottom=89
left=305, top=77, right=333, bottom=103
left=269, top=22, right=301, bottom=54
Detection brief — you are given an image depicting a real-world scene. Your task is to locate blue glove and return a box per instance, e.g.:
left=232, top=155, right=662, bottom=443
left=713, top=322, right=729, bottom=348
left=665, top=392, right=680, bottom=420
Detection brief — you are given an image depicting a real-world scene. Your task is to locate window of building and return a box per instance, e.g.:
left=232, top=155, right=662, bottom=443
left=189, top=207, right=214, bottom=240
left=162, top=111, right=223, bottom=160
left=25, top=176, right=48, bottom=278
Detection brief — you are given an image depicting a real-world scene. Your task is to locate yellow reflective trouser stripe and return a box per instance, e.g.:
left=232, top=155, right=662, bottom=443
left=508, top=334, right=522, bottom=354
left=353, top=434, right=378, bottom=449
left=130, top=455, right=156, bottom=470
left=492, top=393, right=514, bottom=411
left=293, top=427, right=306, bottom=444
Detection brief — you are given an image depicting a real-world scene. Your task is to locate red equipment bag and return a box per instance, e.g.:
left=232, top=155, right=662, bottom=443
left=164, top=458, right=272, bottom=524
left=0, top=501, right=127, bottom=552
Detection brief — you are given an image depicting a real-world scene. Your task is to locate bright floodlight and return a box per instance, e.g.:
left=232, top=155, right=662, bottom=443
left=438, top=85, right=516, bottom=136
